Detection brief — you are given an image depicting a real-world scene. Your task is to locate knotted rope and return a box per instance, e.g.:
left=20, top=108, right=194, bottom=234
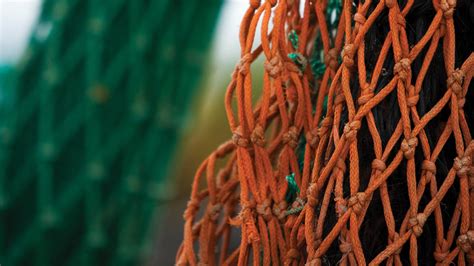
left=177, top=0, right=474, bottom=264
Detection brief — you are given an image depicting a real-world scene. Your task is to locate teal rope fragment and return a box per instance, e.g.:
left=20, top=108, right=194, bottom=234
left=285, top=173, right=299, bottom=203
left=288, top=30, right=299, bottom=50
left=284, top=173, right=306, bottom=217
left=288, top=52, right=307, bottom=71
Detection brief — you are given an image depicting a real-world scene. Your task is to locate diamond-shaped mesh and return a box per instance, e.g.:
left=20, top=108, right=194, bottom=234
left=177, top=0, right=474, bottom=265
left=0, top=0, right=222, bottom=265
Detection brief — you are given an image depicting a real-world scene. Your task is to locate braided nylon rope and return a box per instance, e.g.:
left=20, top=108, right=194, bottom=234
left=178, top=0, right=474, bottom=265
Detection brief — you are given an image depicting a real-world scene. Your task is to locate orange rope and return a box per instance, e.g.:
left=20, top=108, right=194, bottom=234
left=177, top=0, right=474, bottom=265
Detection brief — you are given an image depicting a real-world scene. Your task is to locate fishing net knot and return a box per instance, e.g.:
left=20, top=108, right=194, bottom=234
left=272, top=200, right=288, bottom=220
left=207, top=203, right=222, bottom=221
left=307, top=184, right=319, bottom=207
left=341, top=44, right=355, bottom=68
left=394, top=58, right=411, bottom=82
left=440, top=0, right=456, bottom=19
left=264, top=56, right=283, bottom=78
left=256, top=198, right=272, bottom=221
left=344, top=121, right=361, bottom=142
left=318, top=117, right=333, bottom=137
left=407, top=95, right=419, bottom=107
left=401, top=137, right=418, bottom=159
left=334, top=91, right=346, bottom=105
left=409, top=213, right=427, bottom=237
left=306, top=128, right=320, bottom=148
left=454, top=155, right=471, bottom=177
left=422, top=160, right=437, bottom=176
left=339, top=239, right=352, bottom=254
left=232, top=128, right=250, bottom=147
left=358, top=89, right=374, bottom=105
left=283, top=126, right=299, bottom=148
left=457, top=231, right=474, bottom=253
left=251, top=124, right=266, bottom=146
left=407, top=85, right=419, bottom=107
left=325, top=48, right=339, bottom=70
left=354, top=13, right=366, bottom=25
left=237, top=53, right=252, bottom=75
left=183, top=198, right=201, bottom=220
left=348, top=192, right=367, bottom=215
left=242, top=205, right=261, bottom=243
left=372, top=159, right=387, bottom=172
left=335, top=197, right=348, bottom=214
left=448, top=68, right=465, bottom=98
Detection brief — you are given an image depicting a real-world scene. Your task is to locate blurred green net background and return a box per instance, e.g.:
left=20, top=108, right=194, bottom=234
left=0, top=0, right=251, bottom=265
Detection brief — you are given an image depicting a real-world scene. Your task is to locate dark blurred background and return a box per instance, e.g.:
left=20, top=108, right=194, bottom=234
left=0, top=0, right=256, bottom=265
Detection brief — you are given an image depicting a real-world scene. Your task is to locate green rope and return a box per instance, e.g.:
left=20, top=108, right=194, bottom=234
left=288, top=30, right=299, bottom=50
left=2, top=0, right=223, bottom=265
left=285, top=173, right=299, bottom=204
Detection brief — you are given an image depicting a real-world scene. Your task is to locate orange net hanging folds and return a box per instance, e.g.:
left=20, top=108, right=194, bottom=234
left=177, top=0, right=474, bottom=265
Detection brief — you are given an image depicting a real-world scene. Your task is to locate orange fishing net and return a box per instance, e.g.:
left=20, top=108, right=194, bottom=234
left=177, top=0, right=474, bottom=265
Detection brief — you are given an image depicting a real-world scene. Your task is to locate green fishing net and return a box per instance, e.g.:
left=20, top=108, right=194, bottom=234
left=0, top=0, right=222, bottom=265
